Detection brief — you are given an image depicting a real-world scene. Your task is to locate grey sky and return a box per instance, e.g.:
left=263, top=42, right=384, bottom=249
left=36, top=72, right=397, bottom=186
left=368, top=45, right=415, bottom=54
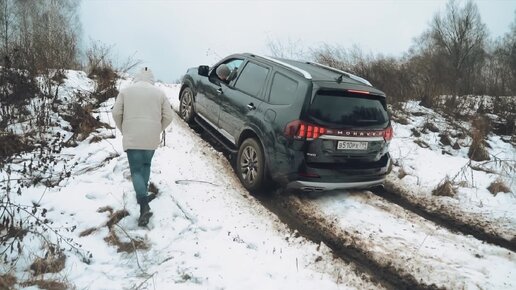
left=80, top=0, right=516, bottom=83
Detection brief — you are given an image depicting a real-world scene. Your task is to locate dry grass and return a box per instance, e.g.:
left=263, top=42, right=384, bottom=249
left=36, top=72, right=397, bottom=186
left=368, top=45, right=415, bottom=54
left=0, top=274, right=17, bottom=289
left=97, top=206, right=114, bottom=215
left=30, top=252, right=66, bottom=275
left=432, top=177, right=457, bottom=197
left=487, top=179, right=511, bottom=196
left=104, top=229, right=148, bottom=253
left=468, top=140, right=490, bottom=161
left=468, top=116, right=491, bottom=161
left=105, top=209, right=129, bottom=229
left=62, top=104, right=107, bottom=141
left=21, top=279, right=70, bottom=290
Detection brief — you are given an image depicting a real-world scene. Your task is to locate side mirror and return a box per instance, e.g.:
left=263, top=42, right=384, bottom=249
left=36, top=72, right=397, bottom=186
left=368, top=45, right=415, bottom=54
left=198, top=65, right=209, bottom=77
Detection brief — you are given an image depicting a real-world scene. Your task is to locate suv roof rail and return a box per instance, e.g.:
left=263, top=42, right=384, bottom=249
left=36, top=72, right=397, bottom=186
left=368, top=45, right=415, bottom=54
left=252, top=54, right=312, bottom=80
left=307, top=62, right=372, bottom=86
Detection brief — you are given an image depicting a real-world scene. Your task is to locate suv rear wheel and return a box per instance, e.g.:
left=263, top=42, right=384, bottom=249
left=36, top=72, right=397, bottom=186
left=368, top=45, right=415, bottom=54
left=237, top=138, right=265, bottom=193
left=180, top=87, right=195, bottom=123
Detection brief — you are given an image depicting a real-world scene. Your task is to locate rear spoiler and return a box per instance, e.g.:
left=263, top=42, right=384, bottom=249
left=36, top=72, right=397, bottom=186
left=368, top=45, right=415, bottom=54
left=308, top=62, right=372, bottom=86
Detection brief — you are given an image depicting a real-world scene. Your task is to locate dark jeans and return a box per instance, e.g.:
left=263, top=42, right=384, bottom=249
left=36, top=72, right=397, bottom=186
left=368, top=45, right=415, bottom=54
left=126, top=149, right=155, bottom=204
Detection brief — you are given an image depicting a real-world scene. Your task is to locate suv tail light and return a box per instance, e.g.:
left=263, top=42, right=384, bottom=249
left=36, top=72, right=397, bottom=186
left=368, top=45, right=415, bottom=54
left=384, top=126, right=393, bottom=141
left=285, top=120, right=327, bottom=140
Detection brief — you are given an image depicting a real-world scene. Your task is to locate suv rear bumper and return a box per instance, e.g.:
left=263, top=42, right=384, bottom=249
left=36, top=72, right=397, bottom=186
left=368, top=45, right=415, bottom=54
left=287, top=178, right=385, bottom=192
left=281, top=153, right=391, bottom=192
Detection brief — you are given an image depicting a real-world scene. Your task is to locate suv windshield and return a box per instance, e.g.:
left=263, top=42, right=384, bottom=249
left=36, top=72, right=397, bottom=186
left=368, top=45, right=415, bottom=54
left=307, top=91, right=389, bottom=129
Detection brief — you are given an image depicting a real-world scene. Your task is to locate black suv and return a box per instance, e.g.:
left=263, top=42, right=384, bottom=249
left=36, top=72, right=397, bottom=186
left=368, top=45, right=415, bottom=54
left=179, top=53, right=392, bottom=192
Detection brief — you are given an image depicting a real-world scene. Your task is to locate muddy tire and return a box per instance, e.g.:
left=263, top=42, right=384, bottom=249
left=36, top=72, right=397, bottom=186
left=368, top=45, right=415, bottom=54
left=237, top=138, right=265, bottom=193
left=179, top=87, right=195, bottom=123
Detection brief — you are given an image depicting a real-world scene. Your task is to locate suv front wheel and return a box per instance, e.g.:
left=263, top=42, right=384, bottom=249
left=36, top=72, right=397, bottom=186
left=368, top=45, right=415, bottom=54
left=179, top=87, right=195, bottom=123
left=237, top=138, right=265, bottom=193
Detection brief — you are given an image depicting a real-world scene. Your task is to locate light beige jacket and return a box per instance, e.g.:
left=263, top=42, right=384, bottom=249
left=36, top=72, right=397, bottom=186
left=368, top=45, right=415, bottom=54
left=112, top=68, right=174, bottom=151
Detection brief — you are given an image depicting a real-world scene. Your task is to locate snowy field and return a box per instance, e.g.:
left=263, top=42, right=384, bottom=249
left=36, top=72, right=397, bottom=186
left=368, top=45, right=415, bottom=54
left=1, top=72, right=515, bottom=289
left=388, top=101, right=516, bottom=241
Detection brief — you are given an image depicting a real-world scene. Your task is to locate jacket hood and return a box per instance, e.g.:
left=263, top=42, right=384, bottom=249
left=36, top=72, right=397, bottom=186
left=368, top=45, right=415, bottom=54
left=134, top=67, right=155, bottom=84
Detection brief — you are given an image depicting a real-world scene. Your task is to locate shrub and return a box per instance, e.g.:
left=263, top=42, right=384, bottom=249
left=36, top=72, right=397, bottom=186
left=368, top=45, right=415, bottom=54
left=487, top=179, right=511, bottom=196
left=0, top=133, right=34, bottom=163
left=468, top=115, right=491, bottom=161
left=61, top=103, right=105, bottom=141
left=432, top=177, right=457, bottom=197
left=0, top=274, right=17, bottom=289
left=30, top=251, right=66, bottom=275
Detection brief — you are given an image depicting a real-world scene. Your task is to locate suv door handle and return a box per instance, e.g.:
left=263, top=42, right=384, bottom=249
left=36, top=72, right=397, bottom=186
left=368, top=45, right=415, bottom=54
left=247, top=103, right=256, bottom=110
left=216, top=88, right=223, bottom=94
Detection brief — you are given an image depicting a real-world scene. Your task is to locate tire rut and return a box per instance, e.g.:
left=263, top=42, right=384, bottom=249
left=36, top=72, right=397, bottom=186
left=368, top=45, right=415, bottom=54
left=371, top=186, right=516, bottom=252
left=255, top=192, right=443, bottom=290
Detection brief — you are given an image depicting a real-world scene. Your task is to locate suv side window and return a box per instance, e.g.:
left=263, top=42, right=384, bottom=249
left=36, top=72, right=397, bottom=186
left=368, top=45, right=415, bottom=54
left=269, top=72, right=299, bottom=105
left=213, top=58, right=244, bottom=83
left=225, top=59, right=243, bottom=71
left=234, top=61, right=269, bottom=99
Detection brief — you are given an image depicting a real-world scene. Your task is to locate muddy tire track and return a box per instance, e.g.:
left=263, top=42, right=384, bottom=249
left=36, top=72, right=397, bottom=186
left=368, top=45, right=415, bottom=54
left=374, top=181, right=516, bottom=252
left=255, top=192, right=443, bottom=290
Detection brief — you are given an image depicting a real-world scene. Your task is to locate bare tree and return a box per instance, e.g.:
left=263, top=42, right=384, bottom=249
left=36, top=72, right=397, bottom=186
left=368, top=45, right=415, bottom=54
left=0, top=0, right=15, bottom=67
left=427, top=0, right=487, bottom=94
left=11, top=0, right=81, bottom=73
left=507, top=12, right=516, bottom=92
left=266, top=37, right=307, bottom=59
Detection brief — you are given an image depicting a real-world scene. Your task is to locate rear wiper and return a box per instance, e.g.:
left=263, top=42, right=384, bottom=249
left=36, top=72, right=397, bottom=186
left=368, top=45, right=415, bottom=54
left=336, top=74, right=344, bottom=83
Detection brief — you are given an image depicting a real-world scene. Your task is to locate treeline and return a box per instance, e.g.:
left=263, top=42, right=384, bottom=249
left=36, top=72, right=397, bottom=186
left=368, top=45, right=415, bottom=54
left=0, top=0, right=81, bottom=73
left=271, top=0, right=516, bottom=109
left=0, top=0, right=127, bottom=132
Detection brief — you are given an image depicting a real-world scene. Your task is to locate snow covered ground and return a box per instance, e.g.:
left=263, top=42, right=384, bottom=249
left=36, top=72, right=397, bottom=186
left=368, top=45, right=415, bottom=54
left=2, top=72, right=515, bottom=289
left=291, top=191, right=515, bottom=289
left=388, top=101, right=516, bottom=242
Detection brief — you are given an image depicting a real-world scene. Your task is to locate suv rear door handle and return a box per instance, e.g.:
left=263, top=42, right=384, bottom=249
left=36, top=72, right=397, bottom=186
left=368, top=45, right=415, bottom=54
left=247, top=103, right=256, bottom=110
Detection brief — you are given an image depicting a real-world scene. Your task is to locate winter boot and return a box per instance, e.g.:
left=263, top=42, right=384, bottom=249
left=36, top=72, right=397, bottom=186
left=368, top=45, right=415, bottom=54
left=138, top=202, right=153, bottom=227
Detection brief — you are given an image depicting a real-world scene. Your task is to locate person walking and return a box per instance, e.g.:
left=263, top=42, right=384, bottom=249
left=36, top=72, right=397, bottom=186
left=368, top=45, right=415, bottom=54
left=112, top=67, right=174, bottom=226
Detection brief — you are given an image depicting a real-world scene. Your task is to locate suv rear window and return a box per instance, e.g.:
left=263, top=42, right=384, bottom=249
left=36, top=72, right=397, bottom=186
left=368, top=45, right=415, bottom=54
left=307, top=91, right=389, bottom=129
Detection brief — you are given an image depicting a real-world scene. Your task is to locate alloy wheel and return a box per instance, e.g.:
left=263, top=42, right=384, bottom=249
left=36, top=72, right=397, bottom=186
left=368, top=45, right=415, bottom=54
left=180, top=90, right=193, bottom=121
left=240, top=145, right=259, bottom=185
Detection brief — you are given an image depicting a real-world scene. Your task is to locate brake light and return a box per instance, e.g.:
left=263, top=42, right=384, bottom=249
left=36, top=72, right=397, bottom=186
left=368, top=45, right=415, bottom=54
left=284, top=120, right=327, bottom=140
left=384, top=126, right=393, bottom=141
left=347, top=89, right=370, bottom=95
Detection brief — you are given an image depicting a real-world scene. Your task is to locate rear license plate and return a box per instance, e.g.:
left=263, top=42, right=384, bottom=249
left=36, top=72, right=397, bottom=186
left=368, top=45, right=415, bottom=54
left=337, top=141, right=368, bottom=150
